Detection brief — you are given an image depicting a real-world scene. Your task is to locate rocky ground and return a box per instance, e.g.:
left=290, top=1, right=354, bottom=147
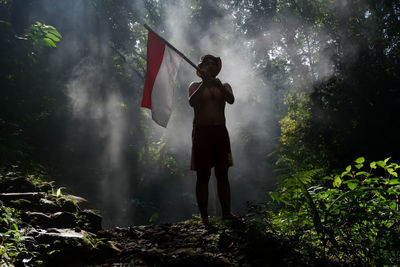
left=0, top=168, right=303, bottom=266
left=96, top=216, right=297, bottom=267
left=0, top=168, right=118, bottom=266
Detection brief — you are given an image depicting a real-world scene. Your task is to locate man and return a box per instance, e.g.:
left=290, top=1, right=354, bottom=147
left=188, top=54, right=235, bottom=225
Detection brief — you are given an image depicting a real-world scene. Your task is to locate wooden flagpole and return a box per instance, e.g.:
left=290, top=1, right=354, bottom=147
left=144, top=24, right=201, bottom=72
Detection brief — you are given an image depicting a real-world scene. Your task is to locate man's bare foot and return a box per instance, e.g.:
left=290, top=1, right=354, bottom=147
left=199, top=218, right=213, bottom=230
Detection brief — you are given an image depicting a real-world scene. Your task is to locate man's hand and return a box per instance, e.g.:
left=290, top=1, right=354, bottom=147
left=199, top=70, right=212, bottom=82
left=213, top=78, right=223, bottom=88
left=200, top=71, right=223, bottom=86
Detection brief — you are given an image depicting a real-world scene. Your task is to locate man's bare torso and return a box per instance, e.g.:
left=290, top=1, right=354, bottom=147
left=188, top=81, right=234, bottom=125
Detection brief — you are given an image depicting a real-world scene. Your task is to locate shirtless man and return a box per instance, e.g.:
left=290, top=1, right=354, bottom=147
left=188, top=54, right=235, bottom=225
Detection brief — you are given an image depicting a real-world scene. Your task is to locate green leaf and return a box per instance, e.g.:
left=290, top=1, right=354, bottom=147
left=341, top=171, right=352, bottom=178
left=56, top=188, right=62, bottom=197
left=48, top=250, right=58, bottom=255
left=322, top=176, right=332, bottom=181
left=346, top=165, right=351, bottom=172
left=269, top=192, right=281, bottom=202
left=43, top=38, right=56, bottom=47
left=333, top=175, right=342, bottom=188
left=389, top=179, right=400, bottom=185
left=347, top=182, right=358, bottom=190
left=356, top=171, right=369, bottom=176
left=388, top=187, right=400, bottom=195
left=149, top=213, right=160, bottom=223
left=370, top=161, right=377, bottom=169
left=46, top=32, right=60, bottom=42
left=374, top=191, right=386, bottom=200
left=384, top=157, right=391, bottom=163
left=354, top=157, right=365, bottom=164
left=343, top=179, right=359, bottom=190
left=377, top=161, right=386, bottom=168
left=364, top=177, right=381, bottom=184
left=42, top=24, right=57, bottom=31
left=11, top=223, right=18, bottom=231
left=387, top=168, right=398, bottom=177
left=355, top=164, right=363, bottom=169
left=49, top=29, right=62, bottom=37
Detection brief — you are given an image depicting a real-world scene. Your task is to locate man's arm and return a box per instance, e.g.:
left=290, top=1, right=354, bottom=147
left=188, top=82, right=202, bottom=107
left=221, top=82, right=235, bottom=104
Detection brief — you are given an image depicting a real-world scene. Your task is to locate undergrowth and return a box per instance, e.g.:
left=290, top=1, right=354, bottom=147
left=0, top=203, right=41, bottom=266
left=248, top=157, right=400, bottom=265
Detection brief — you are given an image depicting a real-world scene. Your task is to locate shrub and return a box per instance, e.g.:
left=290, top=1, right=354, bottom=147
left=267, top=157, right=400, bottom=265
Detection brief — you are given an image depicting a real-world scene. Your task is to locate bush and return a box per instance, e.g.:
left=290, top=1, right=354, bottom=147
left=266, top=157, right=400, bottom=265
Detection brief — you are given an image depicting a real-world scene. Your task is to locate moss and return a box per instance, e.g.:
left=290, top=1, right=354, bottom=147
left=56, top=197, right=79, bottom=212
left=10, top=198, right=32, bottom=206
left=8, top=198, right=32, bottom=211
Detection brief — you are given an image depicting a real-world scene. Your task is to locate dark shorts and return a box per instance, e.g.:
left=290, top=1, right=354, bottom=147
left=191, top=124, right=233, bottom=171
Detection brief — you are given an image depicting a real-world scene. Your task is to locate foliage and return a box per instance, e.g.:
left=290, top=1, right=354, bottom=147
left=266, top=158, right=400, bottom=265
left=0, top=203, right=38, bottom=266
left=28, top=21, right=62, bottom=51
left=270, top=0, right=400, bottom=170
left=276, top=92, right=315, bottom=170
left=0, top=3, right=63, bottom=165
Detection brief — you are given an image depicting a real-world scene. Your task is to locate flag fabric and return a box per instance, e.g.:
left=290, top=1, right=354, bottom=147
left=141, top=31, right=181, bottom=127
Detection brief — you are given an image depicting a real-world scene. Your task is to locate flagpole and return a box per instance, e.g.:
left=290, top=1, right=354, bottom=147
left=144, top=24, right=201, bottom=72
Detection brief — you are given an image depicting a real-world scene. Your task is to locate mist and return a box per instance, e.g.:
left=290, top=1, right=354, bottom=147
left=133, top=1, right=338, bottom=221
left=22, top=0, right=377, bottom=227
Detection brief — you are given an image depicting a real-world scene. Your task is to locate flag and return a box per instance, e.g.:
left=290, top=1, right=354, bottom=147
left=141, top=30, right=181, bottom=127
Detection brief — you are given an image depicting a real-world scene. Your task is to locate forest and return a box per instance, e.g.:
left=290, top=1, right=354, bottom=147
left=1, top=0, right=400, bottom=265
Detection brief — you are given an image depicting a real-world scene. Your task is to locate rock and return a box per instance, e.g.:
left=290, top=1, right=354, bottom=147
left=39, top=198, right=60, bottom=213
left=147, top=247, right=166, bottom=255
left=51, top=211, right=77, bottom=228
left=22, top=211, right=78, bottom=229
left=0, top=192, right=45, bottom=204
left=78, top=209, right=102, bottom=232
left=0, top=176, right=37, bottom=192
left=0, top=168, right=119, bottom=266
left=5, top=171, right=18, bottom=177
left=35, top=228, right=87, bottom=241
left=37, top=182, right=52, bottom=193
left=0, top=194, right=64, bottom=213
left=33, top=228, right=93, bottom=264
left=171, top=247, right=199, bottom=255
left=57, top=197, right=78, bottom=213
left=23, top=212, right=52, bottom=228
left=9, top=198, right=32, bottom=210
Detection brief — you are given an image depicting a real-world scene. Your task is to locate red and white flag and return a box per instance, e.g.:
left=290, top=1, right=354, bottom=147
left=141, top=31, right=181, bottom=127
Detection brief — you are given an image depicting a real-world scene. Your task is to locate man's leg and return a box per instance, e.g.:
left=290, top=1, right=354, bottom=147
left=196, top=168, right=211, bottom=224
left=215, top=165, right=231, bottom=218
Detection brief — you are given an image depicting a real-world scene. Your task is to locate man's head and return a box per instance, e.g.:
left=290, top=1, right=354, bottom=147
left=197, top=54, right=222, bottom=78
